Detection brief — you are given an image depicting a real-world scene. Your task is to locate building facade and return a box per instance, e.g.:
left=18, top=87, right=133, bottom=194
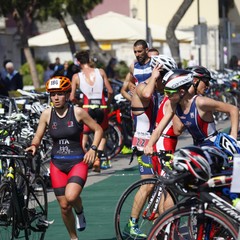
left=0, top=0, right=239, bottom=70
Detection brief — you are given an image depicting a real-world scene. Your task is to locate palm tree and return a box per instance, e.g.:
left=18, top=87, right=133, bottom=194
left=166, top=0, right=193, bottom=67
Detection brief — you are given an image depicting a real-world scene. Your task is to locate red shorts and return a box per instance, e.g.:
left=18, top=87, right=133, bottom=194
left=50, top=161, right=88, bottom=196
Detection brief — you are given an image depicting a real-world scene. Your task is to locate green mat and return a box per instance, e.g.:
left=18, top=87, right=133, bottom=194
left=45, top=166, right=140, bottom=240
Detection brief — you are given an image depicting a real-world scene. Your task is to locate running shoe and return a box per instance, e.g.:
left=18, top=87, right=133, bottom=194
left=123, top=220, right=147, bottom=239
left=76, top=211, right=86, bottom=231
left=100, top=160, right=111, bottom=169
left=121, top=145, right=133, bottom=154
left=92, top=157, right=101, bottom=173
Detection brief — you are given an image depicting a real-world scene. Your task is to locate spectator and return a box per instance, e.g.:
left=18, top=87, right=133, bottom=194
left=0, top=75, right=8, bottom=96
left=43, top=63, right=55, bottom=83
left=67, top=63, right=80, bottom=80
left=187, top=54, right=197, bottom=67
left=0, top=59, right=12, bottom=80
left=147, top=48, right=159, bottom=57
left=229, top=55, right=239, bottom=70
left=4, top=62, right=23, bottom=92
left=105, top=57, right=117, bottom=79
left=54, top=57, right=64, bottom=72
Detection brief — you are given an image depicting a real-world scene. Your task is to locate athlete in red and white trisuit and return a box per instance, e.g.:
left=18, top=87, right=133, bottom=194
left=152, top=95, right=182, bottom=174
left=70, top=50, right=113, bottom=171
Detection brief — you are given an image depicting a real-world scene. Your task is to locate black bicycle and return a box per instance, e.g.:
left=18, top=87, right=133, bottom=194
left=147, top=174, right=239, bottom=239
left=0, top=152, right=49, bottom=239
left=114, top=149, right=180, bottom=240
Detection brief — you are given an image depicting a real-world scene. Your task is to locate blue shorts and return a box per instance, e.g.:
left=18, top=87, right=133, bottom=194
left=138, top=154, right=154, bottom=175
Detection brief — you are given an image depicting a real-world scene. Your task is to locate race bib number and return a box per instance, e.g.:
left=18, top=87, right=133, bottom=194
left=49, top=78, right=60, bottom=89
left=132, top=132, right=151, bottom=151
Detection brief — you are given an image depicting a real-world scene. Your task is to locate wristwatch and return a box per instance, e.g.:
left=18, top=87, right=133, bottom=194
left=90, top=145, right=98, bottom=151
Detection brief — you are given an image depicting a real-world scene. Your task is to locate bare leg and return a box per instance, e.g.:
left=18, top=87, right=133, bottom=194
left=56, top=183, right=83, bottom=239
left=130, top=174, right=154, bottom=219
left=98, top=132, right=106, bottom=152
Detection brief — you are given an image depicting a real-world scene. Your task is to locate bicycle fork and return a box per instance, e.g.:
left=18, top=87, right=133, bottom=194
left=142, top=184, right=163, bottom=221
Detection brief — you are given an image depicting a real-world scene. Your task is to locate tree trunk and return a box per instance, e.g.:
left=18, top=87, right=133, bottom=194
left=12, top=8, right=40, bottom=88
left=71, top=14, right=110, bottom=65
left=166, top=0, right=193, bottom=66
left=24, top=47, right=40, bottom=88
left=56, top=12, right=76, bottom=57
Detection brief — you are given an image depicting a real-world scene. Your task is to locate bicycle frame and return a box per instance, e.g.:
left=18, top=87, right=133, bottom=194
left=159, top=175, right=240, bottom=239
left=0, top=153, right=48, bottom=239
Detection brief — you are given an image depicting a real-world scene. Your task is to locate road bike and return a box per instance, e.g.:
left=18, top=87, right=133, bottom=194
left=0, top=152, right=50, bottom=239
left=114, top=149, right=180, bottom=240
left=147, top=174, right=239, bottom=239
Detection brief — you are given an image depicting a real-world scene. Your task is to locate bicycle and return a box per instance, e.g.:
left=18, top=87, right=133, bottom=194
left=0, top=152, right=50, bottom=239
left=114, top=149, right=180, bottom=240
left=147, top=173, right=240, bottom=239
left=85, top=94, right=133, bottom=160
left=108, top=95, right=133, bottom=154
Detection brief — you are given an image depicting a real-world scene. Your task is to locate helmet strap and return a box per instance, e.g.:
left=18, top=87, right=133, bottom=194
left=193, top=80, right=200, bottom=95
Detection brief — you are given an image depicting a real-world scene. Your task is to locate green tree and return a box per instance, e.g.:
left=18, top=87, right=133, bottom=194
left=38, top=0, right=76, bottom=56
left=0, top=0, right=41, bottom=88
left=66, top=0, right=111, bottom=65
left=39, top=0, right=110, bottom=64
left=166, top=0, right=193, bottom=66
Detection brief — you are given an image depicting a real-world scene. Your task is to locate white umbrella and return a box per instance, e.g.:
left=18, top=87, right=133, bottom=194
left=29, top=11, right=192, bottom=47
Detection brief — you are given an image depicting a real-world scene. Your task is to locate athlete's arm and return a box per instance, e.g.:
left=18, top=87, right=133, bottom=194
left=172, top=115, right=184, bottom=136
left=144, top=101, right=175, bottom=155
left=121, top=72, right=134, bottom=101
left=69, top=73, right=80, bottom=103
left=100, top=68, right=113, bottom=106
left=136, top=64, right=162, bottom=99
left=197, top=96, right=239, bottom=139
left=75, top=107, right=103, bottom=163
left=25, top=108, right=50, bottom=154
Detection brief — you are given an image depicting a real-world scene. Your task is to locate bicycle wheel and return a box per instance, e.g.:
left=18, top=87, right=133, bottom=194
left=114, top=178, right=178, bottom=240
left=105, top=122, right=123, bottom=159
left=148, top=204, right=238, bottom=240
left=25, top=175, right=48, bottom=240
left=0, top=182, right=17, bottom=239
left=0, top=145, right=26, bottom=186
left=86, top=121, right=123, bottom=160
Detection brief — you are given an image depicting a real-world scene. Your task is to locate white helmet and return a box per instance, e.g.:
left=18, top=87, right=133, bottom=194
left=173, top=146, right=211, bottom=184
left=163, top=69, right=193, bottom=89
left=150, top=55, right=177, bottom=72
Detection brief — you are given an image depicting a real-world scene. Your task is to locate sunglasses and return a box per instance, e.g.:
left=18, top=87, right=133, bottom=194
left=198, top=78, right=210, bottom=87
left=50, top=92, right=65, bottom=97
left=164, top=89, right=178, bottom=97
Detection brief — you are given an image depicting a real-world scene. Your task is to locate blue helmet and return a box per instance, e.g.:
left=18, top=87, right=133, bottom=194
left=201, top=146, right=229, bottom=173
left=214, top=132, right=240, bottom=158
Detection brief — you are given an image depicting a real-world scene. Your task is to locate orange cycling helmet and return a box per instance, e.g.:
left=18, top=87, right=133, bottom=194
left=46, top=76, right=71, bottom=93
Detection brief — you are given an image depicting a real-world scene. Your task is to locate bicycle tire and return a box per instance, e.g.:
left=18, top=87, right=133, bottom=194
left=106, top=121, right=123, bottom=159
left=25, top=175, right=48, bottom=240
left=0, top=182, right=17, bottom=239
left=86, top=121, right=123, bottom=160
left=148, top=204, right=238, bottom=239
left=114, top=178, right=178, bottom=240
left=0, top=144, right=26, bottom=187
